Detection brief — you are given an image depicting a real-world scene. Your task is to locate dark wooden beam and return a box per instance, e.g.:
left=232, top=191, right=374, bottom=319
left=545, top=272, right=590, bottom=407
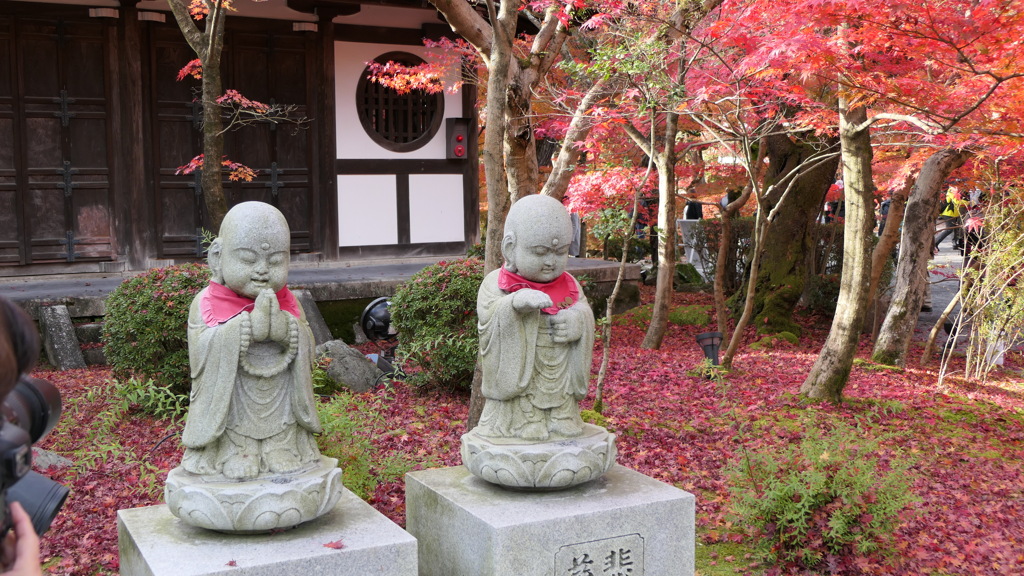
left=287, top=0, right=360, bottom=17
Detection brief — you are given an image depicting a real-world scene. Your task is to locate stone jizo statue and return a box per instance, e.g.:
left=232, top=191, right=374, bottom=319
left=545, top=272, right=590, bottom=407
left=166, top=202, right=341, bottom=532
left=475, top=196, right=594, bottom=442
left=461, top=195, right=616, bottom=490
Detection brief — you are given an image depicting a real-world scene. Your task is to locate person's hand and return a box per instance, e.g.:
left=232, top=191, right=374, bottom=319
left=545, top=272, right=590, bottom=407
left=512, top=289, right=553, bottom=313
left=1, top=502, right=42, bottom=576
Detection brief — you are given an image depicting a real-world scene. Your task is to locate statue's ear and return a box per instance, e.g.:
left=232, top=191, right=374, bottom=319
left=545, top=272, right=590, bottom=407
left=501, top=232, right=516, bottom=271
left=208, top=238, right=224, bottom=283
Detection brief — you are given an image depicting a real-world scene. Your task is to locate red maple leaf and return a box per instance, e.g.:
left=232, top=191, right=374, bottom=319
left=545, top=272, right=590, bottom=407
left=323, top=539, right=346, bottom=550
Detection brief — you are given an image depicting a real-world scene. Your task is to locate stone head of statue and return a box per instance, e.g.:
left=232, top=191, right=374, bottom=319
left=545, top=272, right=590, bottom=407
left=501, top=195, right=573, bottom=284
left=208, top=202, right=291, bottom=299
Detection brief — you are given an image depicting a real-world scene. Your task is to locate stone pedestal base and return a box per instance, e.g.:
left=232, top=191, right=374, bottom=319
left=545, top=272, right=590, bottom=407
left=460, top=423, right=616, bottom=490
left=118, top=487, right=416, bottom=576
left=165, top=456, right=342, bottom=533
left=406, top=465, right=695, bottom=576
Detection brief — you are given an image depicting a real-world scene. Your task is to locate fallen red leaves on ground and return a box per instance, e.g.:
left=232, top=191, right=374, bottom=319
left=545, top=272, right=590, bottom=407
left=30, top=289, right=1024, bottom=575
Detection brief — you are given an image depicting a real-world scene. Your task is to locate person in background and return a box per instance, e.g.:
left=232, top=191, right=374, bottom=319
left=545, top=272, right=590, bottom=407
left=0, top=298, right=43, bottom=576
left=877, top=193, right=892, bottom=236
left=934, top=186, right=967, bottom=251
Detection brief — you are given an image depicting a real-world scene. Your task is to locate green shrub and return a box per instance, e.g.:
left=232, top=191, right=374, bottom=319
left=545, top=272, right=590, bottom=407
left=103, top=263, right=210, bottom=397
left=312, top=354, right=344, bottom=395
left=804, top=273, right=841, bottom=316
left=106, top=377, right=189, bottom=421
left=689, top=218, right=754, bottom=294
left=389, top=258, right=483, bottom=390
left=726, top=421, right=917, bottom=571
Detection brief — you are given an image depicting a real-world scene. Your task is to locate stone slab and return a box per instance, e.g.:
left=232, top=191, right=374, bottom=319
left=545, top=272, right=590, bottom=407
left=39, top=304, right=85, bottom=370
left=406, top=465, right=695, bottom=576
left=294, top=289, right=334, bottom=347
left=118, top=487, right=416, bottom=576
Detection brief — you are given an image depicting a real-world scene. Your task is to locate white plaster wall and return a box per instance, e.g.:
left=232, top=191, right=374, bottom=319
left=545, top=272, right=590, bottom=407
left=408, top=174, right=465, bottom=244
left=337, top=175, right=398, bottom=247
left=335, top=41, right=462, bottom=160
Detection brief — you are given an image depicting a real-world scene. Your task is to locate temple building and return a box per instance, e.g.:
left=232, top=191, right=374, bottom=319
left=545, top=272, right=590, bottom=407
left=0, top=0, right=479, bottom=275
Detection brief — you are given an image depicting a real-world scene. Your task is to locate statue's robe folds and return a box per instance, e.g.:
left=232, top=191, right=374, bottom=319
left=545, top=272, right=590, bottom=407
left=475, top=269, right=595, bottom=440
left=181, top=288, right=321, bottom=477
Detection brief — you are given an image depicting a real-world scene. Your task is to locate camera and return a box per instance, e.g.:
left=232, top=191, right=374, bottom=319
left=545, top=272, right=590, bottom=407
left=0, top=375, right=69, bottom=536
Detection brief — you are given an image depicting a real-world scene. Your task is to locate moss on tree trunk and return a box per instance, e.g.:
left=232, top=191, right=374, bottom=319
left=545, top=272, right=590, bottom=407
left=750, top=134, right=840, bottom=335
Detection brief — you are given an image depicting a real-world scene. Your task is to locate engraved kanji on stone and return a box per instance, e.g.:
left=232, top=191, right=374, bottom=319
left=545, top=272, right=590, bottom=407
left=568, top=553, right=596, bottom=576
left=555, top=534, right=644, bottom=576
left=603, top=548, right=634, bottom=575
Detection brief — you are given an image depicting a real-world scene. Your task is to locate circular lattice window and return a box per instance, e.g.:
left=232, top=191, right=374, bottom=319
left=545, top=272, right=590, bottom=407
left=356, top=52, right=444, bottom=152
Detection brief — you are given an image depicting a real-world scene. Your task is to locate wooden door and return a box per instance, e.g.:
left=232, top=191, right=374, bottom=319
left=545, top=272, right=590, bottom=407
left=0, top=13, right=116, bottom=266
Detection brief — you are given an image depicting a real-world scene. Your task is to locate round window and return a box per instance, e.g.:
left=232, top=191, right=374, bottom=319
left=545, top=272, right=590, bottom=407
left=356, top=52, right=444, bottom=152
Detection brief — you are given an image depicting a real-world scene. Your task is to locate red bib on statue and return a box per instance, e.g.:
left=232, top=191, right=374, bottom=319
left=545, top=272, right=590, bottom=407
left=200, top=281, right=301, bottom=327
left=497, top=267, right=578, bottom=315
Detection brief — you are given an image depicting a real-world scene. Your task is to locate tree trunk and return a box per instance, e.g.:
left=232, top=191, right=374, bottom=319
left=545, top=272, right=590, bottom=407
left=200, top=58, right=228, bottom=230
left=641, top=113, right=679, bottom=350
left=166, top=0, right=229, bottom=230
left=504, top=72, right=540, bottom=201
left=752, top=134, right=840, bottom=335
left=871, top=148, right=969, bottom=365
left=865, top=174, right=912, bottom=337
left=722, top=204, right=768, bottom=368
left=800, top=102, right=875, bottom=403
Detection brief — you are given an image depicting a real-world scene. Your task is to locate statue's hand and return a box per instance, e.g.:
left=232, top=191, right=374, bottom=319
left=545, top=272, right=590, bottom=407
left=512, top=289, right=553, bottom=313
left=268, top=293, right=291, bottom=344
left=550, top=311, right=583, bottom=343
left=249, top=290, right=275, bottom=341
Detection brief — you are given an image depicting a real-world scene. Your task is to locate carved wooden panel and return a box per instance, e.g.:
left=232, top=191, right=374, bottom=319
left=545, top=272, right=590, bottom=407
left=0, top=13, right=115, bottom=265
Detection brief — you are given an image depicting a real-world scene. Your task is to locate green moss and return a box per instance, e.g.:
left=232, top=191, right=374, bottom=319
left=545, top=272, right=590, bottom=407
left=938, top=408, right=980, bottom=425
left=668, top=304, right=713, bottom=326
left=853, top=358, right=904, bottom=372
left=753, top=281, right=805, bottom=336
left=581, top=409, right=610, bottom=430
left=869, top=350, right=901, bottom=367
left=749, top=331, right=799, bottom=350
left=674, top=263, right=706, bottom=289
left=695, top=539, right=766, bottom=575
left=612, top=303, right=653, bottom=327
left=317, top=298, right=374, bottom=344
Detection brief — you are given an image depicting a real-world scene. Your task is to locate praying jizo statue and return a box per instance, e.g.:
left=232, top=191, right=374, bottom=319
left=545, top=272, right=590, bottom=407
left=165, top=202, right=341, bottom=533
left=461, top=194, right=616, bottom=490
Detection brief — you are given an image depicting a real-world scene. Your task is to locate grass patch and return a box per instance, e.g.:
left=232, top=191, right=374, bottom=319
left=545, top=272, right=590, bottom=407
left=696, top=539, right=765, bottom=576
left=317, top=390, right=434, bottom=499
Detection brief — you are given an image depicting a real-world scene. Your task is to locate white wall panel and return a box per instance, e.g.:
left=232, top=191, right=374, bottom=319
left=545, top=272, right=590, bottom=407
left=337, top=175, right=397, bottom=246
left=408, top=174, right=465, bottom=244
